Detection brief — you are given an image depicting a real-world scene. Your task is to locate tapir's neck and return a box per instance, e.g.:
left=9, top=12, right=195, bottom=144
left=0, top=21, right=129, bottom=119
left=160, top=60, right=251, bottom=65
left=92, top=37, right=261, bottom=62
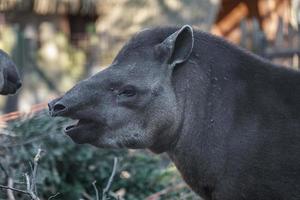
left=165, top=37, right=300, bottom=197
left=166, top=55, right=226, bottom=196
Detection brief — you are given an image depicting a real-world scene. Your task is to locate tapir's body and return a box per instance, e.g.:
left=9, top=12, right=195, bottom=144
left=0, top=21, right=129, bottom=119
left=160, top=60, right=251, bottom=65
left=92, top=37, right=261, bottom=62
left=49, top=26, right=300, bottom=200
left=167, top=37, right=300, bottom=199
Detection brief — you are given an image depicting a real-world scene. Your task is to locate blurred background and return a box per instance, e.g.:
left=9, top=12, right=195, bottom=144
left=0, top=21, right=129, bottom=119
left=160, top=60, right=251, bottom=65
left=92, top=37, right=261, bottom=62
left=0, top=0, right=299, bottom=199
left=0, top=0, right=299, bottom=113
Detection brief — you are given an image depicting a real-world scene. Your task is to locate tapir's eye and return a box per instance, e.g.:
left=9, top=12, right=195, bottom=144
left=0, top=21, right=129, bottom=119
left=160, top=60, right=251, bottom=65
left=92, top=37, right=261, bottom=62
left=118, top=85, right=136, bottom=97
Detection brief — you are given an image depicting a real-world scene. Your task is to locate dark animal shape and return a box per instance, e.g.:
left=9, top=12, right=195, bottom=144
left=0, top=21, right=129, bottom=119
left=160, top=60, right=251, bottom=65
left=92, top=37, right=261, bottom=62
left=49, top=25, right=300, bottom=200
left=0, top=49, right=22, bottom=95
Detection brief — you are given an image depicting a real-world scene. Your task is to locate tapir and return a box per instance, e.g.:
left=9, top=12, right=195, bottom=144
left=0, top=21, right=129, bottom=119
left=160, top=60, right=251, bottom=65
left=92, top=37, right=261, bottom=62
left=49, top=25, right=300, bottom=200
left=0, top=49, right=22, bottom=95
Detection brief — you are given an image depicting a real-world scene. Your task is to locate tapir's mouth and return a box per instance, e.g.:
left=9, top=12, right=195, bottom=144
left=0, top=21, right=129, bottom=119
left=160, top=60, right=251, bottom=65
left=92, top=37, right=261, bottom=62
left=64, top=119, right=101, bottom=144
left=65, top=119, right=96, bottom=134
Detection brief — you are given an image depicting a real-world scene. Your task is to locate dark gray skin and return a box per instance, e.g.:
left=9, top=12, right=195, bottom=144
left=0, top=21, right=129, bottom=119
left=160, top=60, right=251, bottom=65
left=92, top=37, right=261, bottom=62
left=0, top=49, right=22, bottom=95
left=49, top=25, right=300, bottom=200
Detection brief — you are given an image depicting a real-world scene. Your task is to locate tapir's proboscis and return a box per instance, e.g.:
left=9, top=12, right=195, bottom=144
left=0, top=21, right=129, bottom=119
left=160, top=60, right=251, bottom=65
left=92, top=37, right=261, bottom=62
left=48, top=25, right=300, bottom=200
left=0, top=49, right=22, bottom=95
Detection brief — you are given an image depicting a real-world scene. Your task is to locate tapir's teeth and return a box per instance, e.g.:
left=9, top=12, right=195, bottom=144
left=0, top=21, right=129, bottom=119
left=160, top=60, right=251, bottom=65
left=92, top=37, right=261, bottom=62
left=70, top=120, right=79, bottom=126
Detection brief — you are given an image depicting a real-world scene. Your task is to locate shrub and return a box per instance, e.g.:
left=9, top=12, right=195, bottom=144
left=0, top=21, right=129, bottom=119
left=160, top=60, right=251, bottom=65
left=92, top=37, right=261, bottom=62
left=0, top=110, right=197, bottom=199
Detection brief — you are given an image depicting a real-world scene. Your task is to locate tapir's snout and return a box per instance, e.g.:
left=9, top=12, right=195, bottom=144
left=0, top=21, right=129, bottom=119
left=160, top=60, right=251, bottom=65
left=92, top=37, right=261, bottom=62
left=0, top=80, right=22, bottom=95
left=48, top=87, right=102, bottom=144
left=48, top=77, right=100, bottom=118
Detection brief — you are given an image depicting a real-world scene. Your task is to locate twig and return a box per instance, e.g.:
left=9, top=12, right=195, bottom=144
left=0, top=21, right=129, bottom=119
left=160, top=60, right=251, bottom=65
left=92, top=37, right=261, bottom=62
left=31, top=148, right=44, bottom=194
left=0, top=184, right=30, bottom=195
left=25, top=173, right=40, bottom=200
left=7, top=177, right=16, bottom=200
left=0, top=173, right=41, bottom=200
left=48, top=192, right=61, bottom=200
left=25, top=174, right=40, bottom=200
left=25, top=173, right=31, bottom=193
left=24, top=148, right=44, bottom=200
left=0, top=162, right=16, bottom=200
left=92, top=181, right=99, bottom=200
left=102, top=157, right=118, bottom=200
left=0, top=149, right=44, bottom=200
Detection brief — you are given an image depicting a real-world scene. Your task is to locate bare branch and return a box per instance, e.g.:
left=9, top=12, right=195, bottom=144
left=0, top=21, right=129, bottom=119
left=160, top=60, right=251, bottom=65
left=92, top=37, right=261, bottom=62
left=92, top=181, right=99, bottom=200
left=31, top=148, right=44, bottom=194
left=102, top=157, right=118, bottom=200
left=48, top=192, right=61, bottom=200
left=25, top=173, right=31, bottom=192
left=0, top=184, right=30, bottom=195
left=7, top=177, right=16, bottom=200
left=0, top=163, right=16, bottom=200
left=25, top=172, right=40, bottom=200
left=24, top=148, right=44, bottom=200
left=0, top=148, right=44, bottom=200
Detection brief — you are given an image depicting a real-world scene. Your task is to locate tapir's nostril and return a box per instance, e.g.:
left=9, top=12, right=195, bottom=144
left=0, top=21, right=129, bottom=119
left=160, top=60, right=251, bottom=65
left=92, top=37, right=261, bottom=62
left=48, top=98, right=68, bottom=117
left=48, top=97, right=66, bottom=117
left=16, top=81, right=22, bottom=89
left=53, top=103, right=66, bottom=112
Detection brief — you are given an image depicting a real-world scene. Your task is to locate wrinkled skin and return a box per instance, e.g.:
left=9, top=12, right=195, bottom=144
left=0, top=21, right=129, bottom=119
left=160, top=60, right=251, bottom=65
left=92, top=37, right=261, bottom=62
left=49, top=26, right=300, bottom=200
left=0, top=50, right=22, bottom=95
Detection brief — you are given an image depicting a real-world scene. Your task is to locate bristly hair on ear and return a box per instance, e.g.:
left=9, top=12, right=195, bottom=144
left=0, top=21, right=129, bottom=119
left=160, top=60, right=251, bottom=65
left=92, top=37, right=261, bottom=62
left=155, top=25, right=194, bottom=69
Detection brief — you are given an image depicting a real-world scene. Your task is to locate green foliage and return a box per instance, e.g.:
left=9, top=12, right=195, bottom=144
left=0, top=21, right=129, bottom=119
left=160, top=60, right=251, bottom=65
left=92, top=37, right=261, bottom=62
left=0, top=111, right=197, bottom=200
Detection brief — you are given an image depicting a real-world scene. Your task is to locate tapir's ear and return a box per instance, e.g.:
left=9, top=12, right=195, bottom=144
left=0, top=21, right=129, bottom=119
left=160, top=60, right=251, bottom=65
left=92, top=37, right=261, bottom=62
left=156, top=25, right=194, bottom=68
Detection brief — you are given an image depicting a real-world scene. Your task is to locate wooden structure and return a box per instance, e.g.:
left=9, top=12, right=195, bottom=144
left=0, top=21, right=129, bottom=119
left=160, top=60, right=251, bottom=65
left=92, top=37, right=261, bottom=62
left=212, top=0, right=294, bottom=42
left=213, top=0, right=299, bottom=68
left=0, top=0, right=102, bottom=15
left=0, top=0, right=102, bottom=43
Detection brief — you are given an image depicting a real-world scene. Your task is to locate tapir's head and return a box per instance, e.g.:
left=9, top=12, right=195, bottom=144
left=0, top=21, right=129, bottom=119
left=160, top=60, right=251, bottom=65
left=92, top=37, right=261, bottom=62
left=49, top=25, right=194, bottom=153
left=0, top=50, right=22, bottom=95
